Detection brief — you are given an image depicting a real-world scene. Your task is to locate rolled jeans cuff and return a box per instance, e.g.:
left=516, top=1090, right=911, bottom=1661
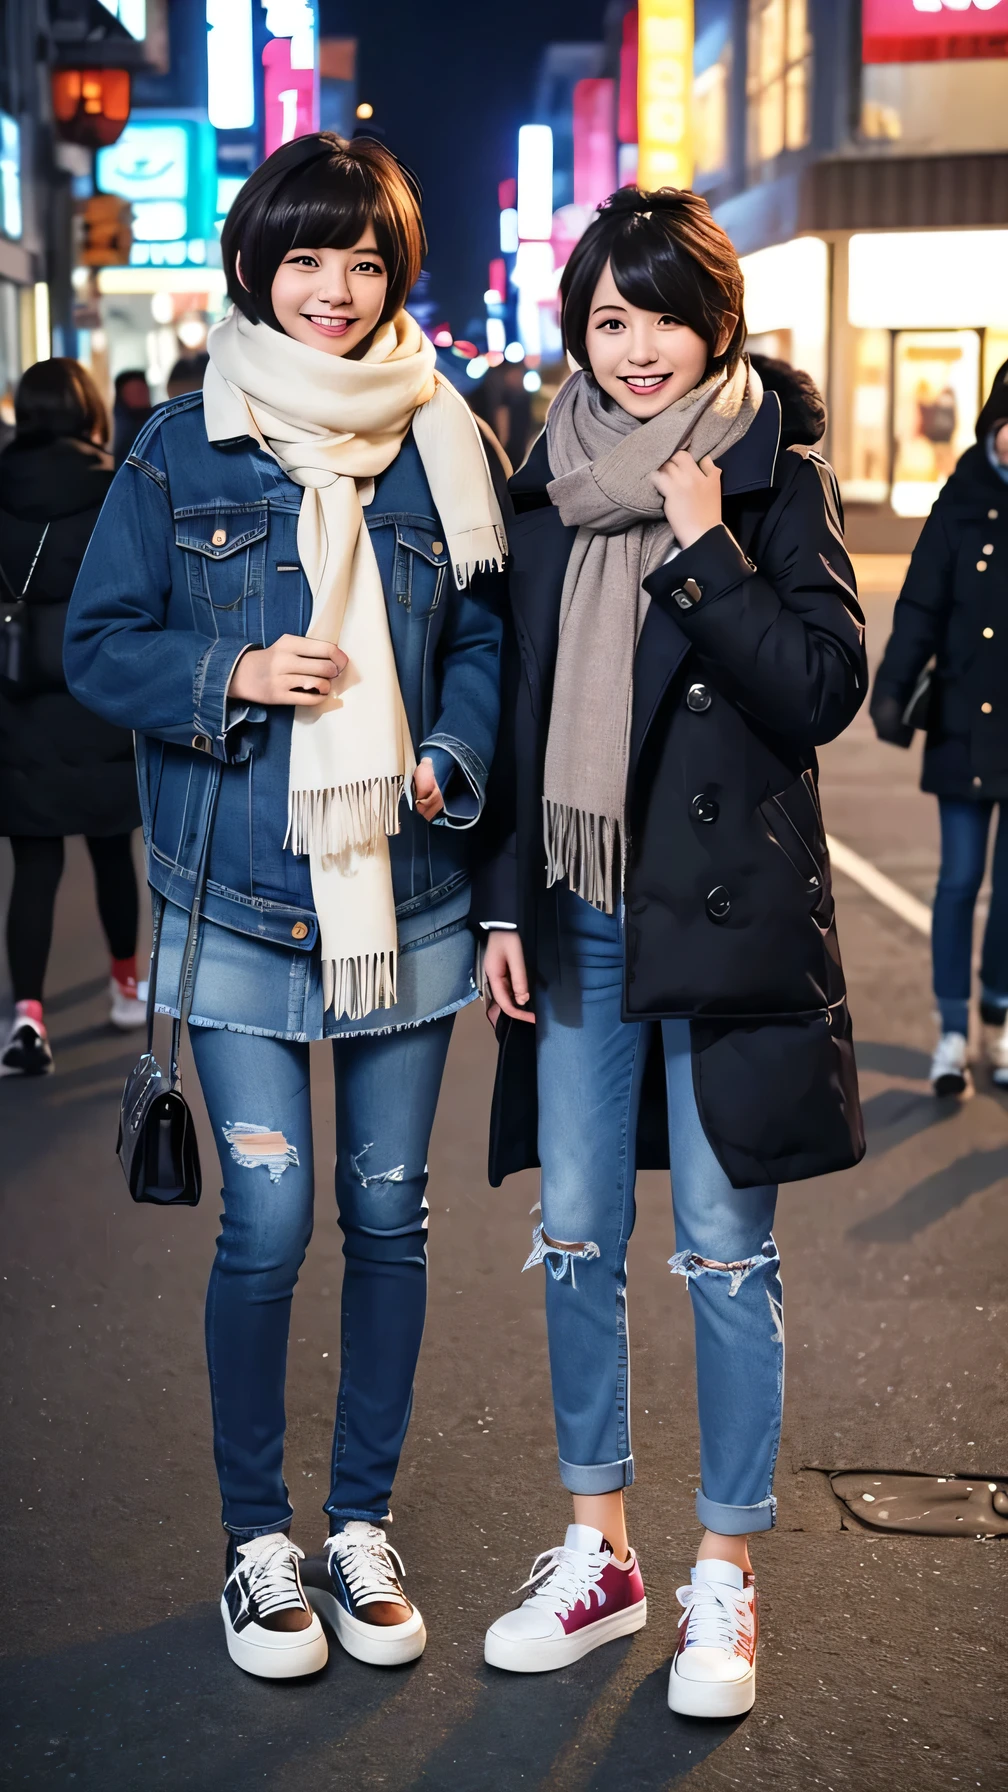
left=696, top=1491, right=776, bottom=1535
left=324, top=1503, right=393, bottom=1526
left=225, top=1512, right=294, bottom=1544
left=558, top=1453, right=635, bottom=1495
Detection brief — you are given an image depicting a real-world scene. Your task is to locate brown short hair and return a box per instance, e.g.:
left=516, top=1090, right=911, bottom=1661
left=221, top=132, right=426, bottom=332
left=15, top=357, right=109, bottom=445
left=560, top=187, right=746, bottom=377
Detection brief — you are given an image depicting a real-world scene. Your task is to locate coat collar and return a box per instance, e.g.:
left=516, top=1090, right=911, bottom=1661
left=509, top=389, right=783, bottom=507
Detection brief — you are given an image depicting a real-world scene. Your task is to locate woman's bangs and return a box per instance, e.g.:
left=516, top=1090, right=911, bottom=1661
left=609, top=228, right=710, bottom=339
left=268, top=163, right=378, bottom=259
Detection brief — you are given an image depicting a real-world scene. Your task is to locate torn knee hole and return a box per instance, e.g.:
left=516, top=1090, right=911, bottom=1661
left=223, top=1121, right=299, bottom=1184
left=350, top=1142, right=405, bottom=1187
left=668, top=1247, right=775, bottom=1297
left=523, top=1222, right=601, bottom=1288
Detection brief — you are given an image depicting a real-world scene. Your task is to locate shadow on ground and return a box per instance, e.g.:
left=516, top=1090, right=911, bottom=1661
left=849, top=1143, right=1008, bottom=1243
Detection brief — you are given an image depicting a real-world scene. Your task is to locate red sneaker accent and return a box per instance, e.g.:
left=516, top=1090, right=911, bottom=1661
left=560, top=1554, right=646, bottom=1635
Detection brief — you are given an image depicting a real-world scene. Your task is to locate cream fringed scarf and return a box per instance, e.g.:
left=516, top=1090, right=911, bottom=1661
left=204, top=307, right=506, bottom=1019
left=542, top=360, right=762, bottom=912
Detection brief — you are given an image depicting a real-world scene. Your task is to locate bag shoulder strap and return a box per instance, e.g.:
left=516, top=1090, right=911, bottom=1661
left=0, top=521, right=50, bottom=604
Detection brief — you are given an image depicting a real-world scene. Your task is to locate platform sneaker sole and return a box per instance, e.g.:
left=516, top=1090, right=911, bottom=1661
left=485, top=1597, right=647, bottom=1673
left=306, top=1585, right=427, bottom=1665
left=668, top=1657, right=755, bottom=1718
left=220, top=1597, right=328, bottom=1678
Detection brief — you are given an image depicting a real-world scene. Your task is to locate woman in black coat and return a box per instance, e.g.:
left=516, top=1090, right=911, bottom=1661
left=475, top=190, right=866, bottom=1718
left=871, top=359, right=1008, bottom=1097
left=0, top=358, right=143, bottom=1076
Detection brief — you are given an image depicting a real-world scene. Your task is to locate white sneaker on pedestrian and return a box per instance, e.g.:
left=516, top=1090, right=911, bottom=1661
left=987, top=1016, right=1008, bottom=1089
left=484, top=1523, right=646, bottom=1673
left=930, top=1031, right=971, bottom=1098
left=109, top=976, right=148, bottom=1030
left=303, top=1522, right=426, bottom=1665
left=221, top=1532, right=328, bottom=1679
left=668, top=1558, right=758, bottom=1719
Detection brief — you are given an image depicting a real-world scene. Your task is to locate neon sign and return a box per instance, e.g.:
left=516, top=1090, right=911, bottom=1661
left=262, top=0, right=319, bottom=156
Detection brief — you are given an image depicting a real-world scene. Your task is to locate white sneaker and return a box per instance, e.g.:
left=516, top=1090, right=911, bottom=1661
left=221, top=1532, right=328, bottom=1679
left=0, top=1013, right=53, bottom=1076
left=109, top=977, right=148, bottom=1030
left=668, top=1559, right=758, bottom=1719
left=930, top=1031, right=971, bottom=1098
left=484, top=1523, right=646, bottom=1674
left=302, top=1522, right=426, bottom=1666
left=987, top=1016, right=1008, bottom=1089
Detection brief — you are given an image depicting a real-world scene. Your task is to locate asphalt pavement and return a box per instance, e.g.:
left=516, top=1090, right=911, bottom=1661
left=1, top=559, right=1005, bottom=1792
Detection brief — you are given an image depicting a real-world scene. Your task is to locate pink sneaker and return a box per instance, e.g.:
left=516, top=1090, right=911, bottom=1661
left=484, top=1523, right=646, bottom=1673
left=668, top=1559, right=758, bottom=1718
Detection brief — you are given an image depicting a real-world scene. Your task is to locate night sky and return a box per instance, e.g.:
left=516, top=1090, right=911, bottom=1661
left=320, top=0, right=610, bottom=330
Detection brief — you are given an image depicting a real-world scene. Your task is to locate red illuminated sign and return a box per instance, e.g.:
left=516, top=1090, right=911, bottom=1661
left=863, top=0, right=1008, bottom=63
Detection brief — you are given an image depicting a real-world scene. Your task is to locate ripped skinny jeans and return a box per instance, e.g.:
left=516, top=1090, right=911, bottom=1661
left=533, top=888, right=783, bottom=1536
left=189, top=1017, right=454, bottom=1542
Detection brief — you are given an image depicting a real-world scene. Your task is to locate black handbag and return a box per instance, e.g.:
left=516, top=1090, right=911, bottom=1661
left=0, top=524, right=51, bottom=688
left=117, top=777, right=219, bottom=1205
left=902, top=665, right=934, bottom=733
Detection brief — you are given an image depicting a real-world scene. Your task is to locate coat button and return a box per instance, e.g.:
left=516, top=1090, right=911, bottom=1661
left=989, top=509, right=999, bottom=520
left=686, top=682, right=712, bottom=712
left=983, top=544, right=994, bottom=555
left=982, top=702, right=993, bottom=714
left=212, top=528, right=227, bottom=547
left=984, top=627, right=994, bottom=639
left=431, top=539, right=444, bottom=555
left=691, top=793, right=719, bottom=823
left=705, top=885, right=731, bottom=921
left=974, top=776, right=983, bottom=787
left=191, top=733, right=211, bottom=752
left=291, top=922, right=309, bottom=940
left=977, top=560, right=987, bottom=572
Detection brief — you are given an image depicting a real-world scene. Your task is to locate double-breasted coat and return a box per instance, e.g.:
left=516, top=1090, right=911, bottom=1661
left=473, top=388, right=868, bottom=1191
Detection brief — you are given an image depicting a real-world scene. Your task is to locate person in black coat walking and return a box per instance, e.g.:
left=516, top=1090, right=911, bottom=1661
left=871, top=359, right=1008, bottom=1097
left=475, top=189, right=866, bottom=1717
left=0, top=358, right=144, bottom=1075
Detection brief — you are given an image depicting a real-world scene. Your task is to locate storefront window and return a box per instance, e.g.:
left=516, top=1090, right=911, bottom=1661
left=891, top=330, right=981, bottom=519
left=694, top=44, right=731, bottom=181
left=984, top=329, right=1008, bottom=409
left=746, top=0, right=811, bottom=169
left=846, top=328, right=892, bottom=506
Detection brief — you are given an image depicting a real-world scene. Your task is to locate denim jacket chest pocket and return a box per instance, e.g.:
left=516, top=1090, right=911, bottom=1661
left=389, top=521, right=449, bottom=616
left=173, top=504, right=268, bottom=631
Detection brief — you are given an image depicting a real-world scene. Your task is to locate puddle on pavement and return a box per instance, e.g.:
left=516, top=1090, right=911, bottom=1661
left=830, top=1471, right=1008, bottom=1538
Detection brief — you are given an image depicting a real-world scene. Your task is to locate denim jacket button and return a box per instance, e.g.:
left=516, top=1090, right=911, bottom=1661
left=212, top=528, right=227, bottom=547
left=291, top=922, right=309, bottom=940
left=191, top=733, right=211, bottom=752
left=431, top=539, right=445, bottom=556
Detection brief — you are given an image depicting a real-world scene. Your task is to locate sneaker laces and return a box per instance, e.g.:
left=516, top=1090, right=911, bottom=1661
left=517, top=1544, right=607, bottom=1618
left=326, top=1526, right=409, bottom=1610
left=228, top=1535, right=306, bottom=1620
left=676, top=1577, right=752, bottom=1656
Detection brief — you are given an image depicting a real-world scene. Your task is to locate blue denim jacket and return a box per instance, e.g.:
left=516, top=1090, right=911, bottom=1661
left=64, top=392, right=503, bottom=960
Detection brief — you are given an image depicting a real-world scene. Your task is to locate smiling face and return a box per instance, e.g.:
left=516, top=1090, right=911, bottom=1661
left=267, top=232, right=389, bottom=358
left=584, top=259, right=715, bottom=420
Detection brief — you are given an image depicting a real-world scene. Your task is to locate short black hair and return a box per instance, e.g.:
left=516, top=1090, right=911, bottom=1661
left=166, top=352, right=209, bottom=396
left=16, top=357, right=109, bottom=444
left=560, top=187, right=746, bottom=378
left=114, top=368, right=148, bottom=397
left=221, top=132, right=426, bottom=333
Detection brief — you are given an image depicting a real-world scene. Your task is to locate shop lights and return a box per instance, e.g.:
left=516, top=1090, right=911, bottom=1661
left=466, top=356, right=490, bottom=381
left=486, top=318, right=506, bottom=353
left=432, top=329, right=453, bottom=347
left=512, top=239, right=556, bottom=304
left=637, top=0, right=694, bottom=191
left=523, top=370, right=542, bottom=393
left=517, top=125, right=553, bottom=242
left=500, top=207, right=519, bottom=255
left=206, top=0, right=255, bottom=132
left=52, top=69, right=131, bottom=150
left=848, top=231, right=1008, bottom=330
left=504, top=341, right=524, bottom=363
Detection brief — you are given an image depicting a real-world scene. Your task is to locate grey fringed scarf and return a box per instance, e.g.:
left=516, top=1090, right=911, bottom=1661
left=542, top=360, right=762, bottom=911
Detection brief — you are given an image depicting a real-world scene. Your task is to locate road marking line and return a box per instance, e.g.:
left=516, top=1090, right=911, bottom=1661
left=826, top=835, right=932, bottom=938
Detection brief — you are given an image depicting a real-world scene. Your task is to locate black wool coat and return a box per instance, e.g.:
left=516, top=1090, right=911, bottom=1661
left=870, top=443, right=1008, bottom=800
left=473, top=392, right=868, bottom=1190
left=0, top=433, right=141, bottom=838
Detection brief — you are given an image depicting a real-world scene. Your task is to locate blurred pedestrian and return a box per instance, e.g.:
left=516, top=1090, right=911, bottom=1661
left=165, top=352, right=209, bottom=399
left=0, top=358, right=144, bottom=1077
left=871, top=358, right=1008, bottom=1097
left=65, top=133, right=507, bottom=1681
left=478, top=186, right=865, bottom=1719
left=111, top=367, right=152, bottom=469
left=471, top=360, right=533, bottom=467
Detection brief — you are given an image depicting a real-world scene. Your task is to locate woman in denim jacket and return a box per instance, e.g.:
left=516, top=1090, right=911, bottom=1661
left=64, top=134, right=507, bottom=1681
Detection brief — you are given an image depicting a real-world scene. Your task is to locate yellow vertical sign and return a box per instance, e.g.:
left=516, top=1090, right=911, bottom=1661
left=637, top=0, right=694, bottom=192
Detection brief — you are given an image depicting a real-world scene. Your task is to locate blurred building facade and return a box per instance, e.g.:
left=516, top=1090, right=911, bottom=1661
left=494, top=0, right=1008, bottom=546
